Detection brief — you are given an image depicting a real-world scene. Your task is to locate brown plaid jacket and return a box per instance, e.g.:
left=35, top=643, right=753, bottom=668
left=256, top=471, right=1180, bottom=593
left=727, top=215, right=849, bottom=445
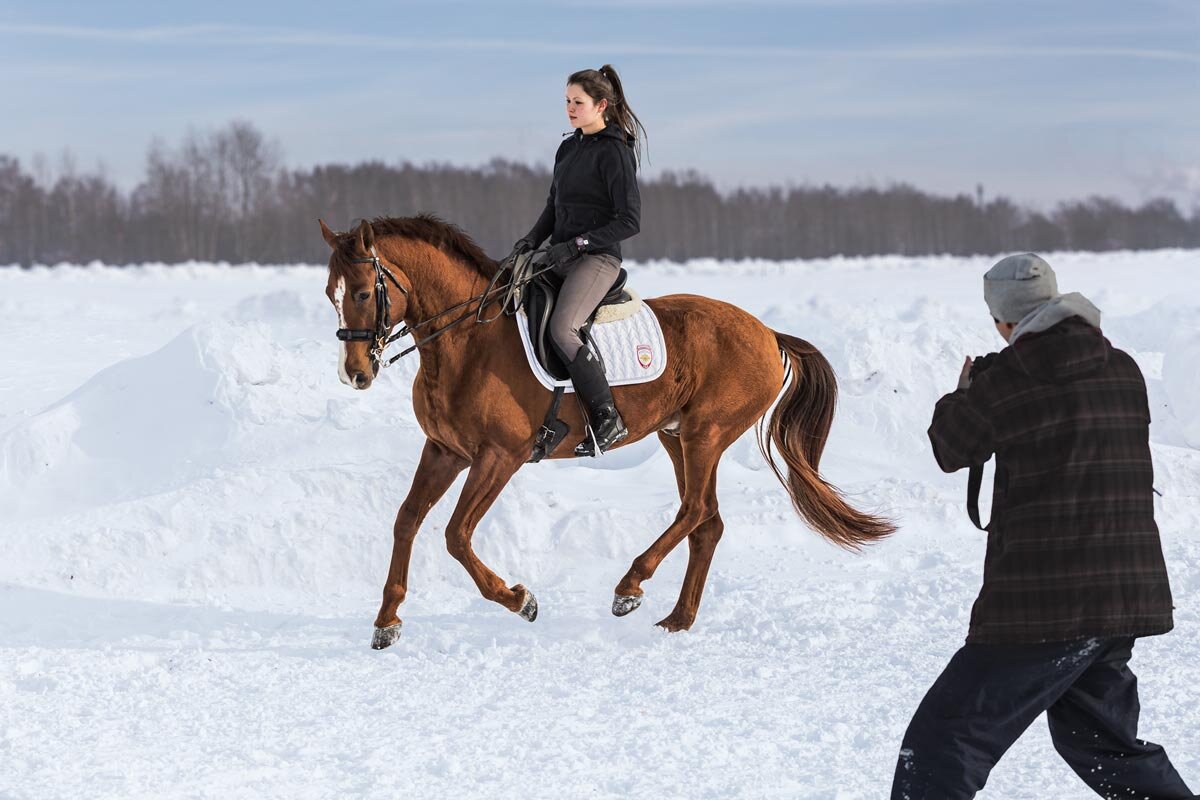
left=929, top=317, right=1175, bottom=644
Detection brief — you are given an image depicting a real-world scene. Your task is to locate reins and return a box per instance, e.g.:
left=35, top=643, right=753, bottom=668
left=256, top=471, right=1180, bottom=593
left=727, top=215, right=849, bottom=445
left=336, top=246, right=552, bottom=370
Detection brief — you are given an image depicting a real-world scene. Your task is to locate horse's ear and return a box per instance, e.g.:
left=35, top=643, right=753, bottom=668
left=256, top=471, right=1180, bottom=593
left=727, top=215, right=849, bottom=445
left=356, top=219, right=376, bottom=253
left=318, top=219, right=339, bottom=249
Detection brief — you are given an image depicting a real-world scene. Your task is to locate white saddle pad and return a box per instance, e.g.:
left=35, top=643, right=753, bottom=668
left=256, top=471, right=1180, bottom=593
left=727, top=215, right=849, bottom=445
left=516, top=300, right=668, bottom=392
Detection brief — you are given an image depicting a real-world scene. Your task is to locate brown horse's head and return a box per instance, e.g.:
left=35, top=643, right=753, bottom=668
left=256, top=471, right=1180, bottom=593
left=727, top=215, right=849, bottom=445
left=320, top=218, right=408, bottom=391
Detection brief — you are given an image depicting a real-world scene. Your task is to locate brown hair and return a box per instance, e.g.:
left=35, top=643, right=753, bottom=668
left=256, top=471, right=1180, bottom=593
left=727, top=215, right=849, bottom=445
left=567, top=64, right=648, bottom=168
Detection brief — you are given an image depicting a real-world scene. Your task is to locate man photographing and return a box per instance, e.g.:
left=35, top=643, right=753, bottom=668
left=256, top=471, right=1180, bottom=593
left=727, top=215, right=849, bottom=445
left=890, top=253, right=1191, bottom=799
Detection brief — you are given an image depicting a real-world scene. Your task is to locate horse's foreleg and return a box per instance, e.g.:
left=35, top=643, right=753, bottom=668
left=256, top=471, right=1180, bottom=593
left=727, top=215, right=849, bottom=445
left=371, top=439, right=467, bottom=649
left=443, top=449, right=536, bottom=620
left=613, top=428, right=724, bottom=627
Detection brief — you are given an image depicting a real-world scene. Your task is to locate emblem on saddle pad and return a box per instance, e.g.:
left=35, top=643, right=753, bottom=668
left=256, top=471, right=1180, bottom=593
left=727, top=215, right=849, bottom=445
left=637, top=344, right=653, bottom=369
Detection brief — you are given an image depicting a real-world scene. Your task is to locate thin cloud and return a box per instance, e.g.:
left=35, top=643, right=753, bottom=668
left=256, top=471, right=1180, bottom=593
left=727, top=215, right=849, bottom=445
left=1, top=22, right=1197, bottom=64
left=0, top=22, right=237, bottom=43
left=567, top=0, right=955, bottom=5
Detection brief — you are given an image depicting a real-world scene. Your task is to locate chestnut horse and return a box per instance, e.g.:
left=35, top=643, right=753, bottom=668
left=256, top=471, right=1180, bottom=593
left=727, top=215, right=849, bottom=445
left=320, top=216, right=894, bottom=649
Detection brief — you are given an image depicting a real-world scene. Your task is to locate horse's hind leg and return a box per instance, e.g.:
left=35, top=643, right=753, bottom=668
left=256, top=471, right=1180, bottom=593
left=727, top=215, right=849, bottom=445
left=372, top=439, right=467, bottom=649
left=613, top=426, right=727, bottom=629
left=443, top=448, right=537, bottom=620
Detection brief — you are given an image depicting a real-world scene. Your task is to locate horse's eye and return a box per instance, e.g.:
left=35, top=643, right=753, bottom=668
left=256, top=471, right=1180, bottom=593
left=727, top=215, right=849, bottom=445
left=356, top=291, right=371, bottom=303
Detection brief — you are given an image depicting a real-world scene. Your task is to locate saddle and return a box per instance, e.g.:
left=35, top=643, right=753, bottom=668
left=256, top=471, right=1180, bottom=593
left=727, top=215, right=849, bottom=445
left=521, top=266, right=632, bottom=380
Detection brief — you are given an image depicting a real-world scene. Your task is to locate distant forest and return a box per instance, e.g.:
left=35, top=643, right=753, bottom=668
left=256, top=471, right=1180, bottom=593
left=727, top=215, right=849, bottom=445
left=2, top=120, right=1198, bottom=266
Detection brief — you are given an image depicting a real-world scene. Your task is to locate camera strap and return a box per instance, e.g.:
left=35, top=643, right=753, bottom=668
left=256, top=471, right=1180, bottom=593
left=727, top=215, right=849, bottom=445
left=967, top=461, right=990, bottom=531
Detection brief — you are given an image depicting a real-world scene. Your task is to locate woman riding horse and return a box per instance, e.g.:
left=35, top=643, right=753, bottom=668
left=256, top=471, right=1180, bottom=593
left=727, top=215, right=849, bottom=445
left=509, top=64, right=647, bottom=455
left=322, top=212, right=894, bottom=648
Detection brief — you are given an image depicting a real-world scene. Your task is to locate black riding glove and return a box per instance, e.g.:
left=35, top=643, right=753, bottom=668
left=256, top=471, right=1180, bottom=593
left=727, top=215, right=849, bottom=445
left=502, top=237, right=537, bottom=266
left=545, top=239, right=580, bottom=267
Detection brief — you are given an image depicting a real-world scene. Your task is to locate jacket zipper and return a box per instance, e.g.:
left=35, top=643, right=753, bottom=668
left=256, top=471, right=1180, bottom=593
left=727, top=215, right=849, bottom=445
left=555, top=138, right=585, bottom=194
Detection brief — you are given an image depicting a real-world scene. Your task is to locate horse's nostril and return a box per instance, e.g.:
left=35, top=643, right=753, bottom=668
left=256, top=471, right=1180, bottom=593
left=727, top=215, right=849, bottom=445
left=353, top=372, right=369, bottom=389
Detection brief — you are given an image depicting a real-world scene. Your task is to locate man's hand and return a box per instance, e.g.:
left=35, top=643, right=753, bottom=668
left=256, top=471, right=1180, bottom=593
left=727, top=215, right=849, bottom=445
left=958, top=356, right=974, bottom=390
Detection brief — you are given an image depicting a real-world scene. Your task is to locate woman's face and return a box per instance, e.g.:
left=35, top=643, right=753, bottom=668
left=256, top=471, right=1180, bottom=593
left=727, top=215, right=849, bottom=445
left=565, top=83, right=607, bottom=132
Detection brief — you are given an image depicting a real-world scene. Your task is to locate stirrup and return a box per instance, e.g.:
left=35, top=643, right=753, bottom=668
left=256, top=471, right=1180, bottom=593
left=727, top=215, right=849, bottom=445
left=574, top=420, right=628, bottom=457
left=575, top=424, right=602, bottom=458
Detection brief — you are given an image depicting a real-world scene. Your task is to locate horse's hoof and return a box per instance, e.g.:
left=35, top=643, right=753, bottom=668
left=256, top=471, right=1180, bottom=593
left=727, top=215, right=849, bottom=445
left=612, top=593, right=643, bottom=617
left=371, top=622, right=402, bottom=650
left=517, top=589, right=538, bottom=622
left=655, top=615, right=692, bottom=633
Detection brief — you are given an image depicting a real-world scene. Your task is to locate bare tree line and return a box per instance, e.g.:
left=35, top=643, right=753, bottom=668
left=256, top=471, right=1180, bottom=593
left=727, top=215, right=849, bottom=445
left=2, top=120, right=1197, bottom=266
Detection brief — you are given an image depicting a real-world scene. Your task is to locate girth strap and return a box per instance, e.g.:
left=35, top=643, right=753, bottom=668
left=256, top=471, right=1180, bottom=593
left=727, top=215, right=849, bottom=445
left=529, top=386, right=570, bottom=463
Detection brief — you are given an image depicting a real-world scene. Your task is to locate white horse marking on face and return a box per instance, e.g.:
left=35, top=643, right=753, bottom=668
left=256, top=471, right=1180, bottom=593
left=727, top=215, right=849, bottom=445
left=334, top=276, right=352, bottom=386
left=334, top=275, right=348, bottom=327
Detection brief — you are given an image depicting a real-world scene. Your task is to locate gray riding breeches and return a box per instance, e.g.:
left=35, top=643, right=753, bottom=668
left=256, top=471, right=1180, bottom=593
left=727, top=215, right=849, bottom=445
left=548, top=253, right=622, bottom=362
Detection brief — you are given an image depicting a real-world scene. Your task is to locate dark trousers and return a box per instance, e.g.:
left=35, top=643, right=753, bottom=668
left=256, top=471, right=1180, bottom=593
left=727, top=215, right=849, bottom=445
left=891, top=637, right=1192, bottom=799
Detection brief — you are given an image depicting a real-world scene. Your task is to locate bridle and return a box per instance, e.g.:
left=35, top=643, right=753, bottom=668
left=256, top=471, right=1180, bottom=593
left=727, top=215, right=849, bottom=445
left=334, top=248, right=410, bottom=367
left=334, top=245, right=551, bottom=371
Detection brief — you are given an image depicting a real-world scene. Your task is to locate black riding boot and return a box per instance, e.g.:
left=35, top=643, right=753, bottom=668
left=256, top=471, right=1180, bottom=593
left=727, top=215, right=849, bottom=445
left=565, top=348, right=628, bottom=456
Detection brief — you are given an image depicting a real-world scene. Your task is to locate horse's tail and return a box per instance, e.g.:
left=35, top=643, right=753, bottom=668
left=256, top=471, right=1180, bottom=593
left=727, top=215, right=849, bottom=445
left=757, top=332, right=896, bottom=549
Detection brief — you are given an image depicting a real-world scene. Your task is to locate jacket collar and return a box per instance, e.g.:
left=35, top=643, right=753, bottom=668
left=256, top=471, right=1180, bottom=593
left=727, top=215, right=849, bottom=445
left=569, top=125, right=630, bottom=144
left=997, top=316, right=1110, bottom=383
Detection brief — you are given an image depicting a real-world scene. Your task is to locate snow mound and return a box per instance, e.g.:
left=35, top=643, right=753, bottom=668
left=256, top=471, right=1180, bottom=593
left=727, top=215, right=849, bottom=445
left=1163, top=331, right=1200, bottom=449
left=0, top=320, right=328, bottom=515
left=0, top=307, right=684, bottom=606
left=1, top=256, right=1197, bottom=615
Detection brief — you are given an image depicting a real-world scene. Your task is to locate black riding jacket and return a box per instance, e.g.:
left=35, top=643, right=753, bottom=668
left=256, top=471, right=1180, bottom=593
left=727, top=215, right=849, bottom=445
left=524, top=126, right=641, bottom=260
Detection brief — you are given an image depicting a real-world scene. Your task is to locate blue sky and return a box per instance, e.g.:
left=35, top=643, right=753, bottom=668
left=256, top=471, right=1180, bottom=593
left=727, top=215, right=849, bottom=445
left=2, top=0, right=1197, bottom=208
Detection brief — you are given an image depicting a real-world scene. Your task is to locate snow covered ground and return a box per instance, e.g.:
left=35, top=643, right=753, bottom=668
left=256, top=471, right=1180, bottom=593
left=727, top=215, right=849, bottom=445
left=1, top=250, right=1197, bottom=799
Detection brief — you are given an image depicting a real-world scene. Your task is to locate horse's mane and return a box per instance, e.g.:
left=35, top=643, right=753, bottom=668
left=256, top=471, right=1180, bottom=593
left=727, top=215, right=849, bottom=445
left=366, top=214, right=499, bottom=279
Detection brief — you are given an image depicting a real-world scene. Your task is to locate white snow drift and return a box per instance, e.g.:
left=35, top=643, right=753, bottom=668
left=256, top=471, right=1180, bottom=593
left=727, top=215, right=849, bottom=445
left=0, top=251, right=1196, bottom=799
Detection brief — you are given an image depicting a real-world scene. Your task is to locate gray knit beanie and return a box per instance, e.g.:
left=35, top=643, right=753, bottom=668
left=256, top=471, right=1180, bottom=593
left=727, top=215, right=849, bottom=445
left=983, top=253, right=1059, bottom=323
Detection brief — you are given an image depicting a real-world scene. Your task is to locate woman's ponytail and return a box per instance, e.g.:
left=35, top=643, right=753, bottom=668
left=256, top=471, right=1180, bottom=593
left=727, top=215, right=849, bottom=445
left=599, top=64, right=623, bottom=102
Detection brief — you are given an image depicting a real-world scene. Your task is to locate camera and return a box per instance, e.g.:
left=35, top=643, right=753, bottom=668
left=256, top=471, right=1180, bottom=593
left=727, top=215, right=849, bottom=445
left=968, top=352, right=999, bottom=383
